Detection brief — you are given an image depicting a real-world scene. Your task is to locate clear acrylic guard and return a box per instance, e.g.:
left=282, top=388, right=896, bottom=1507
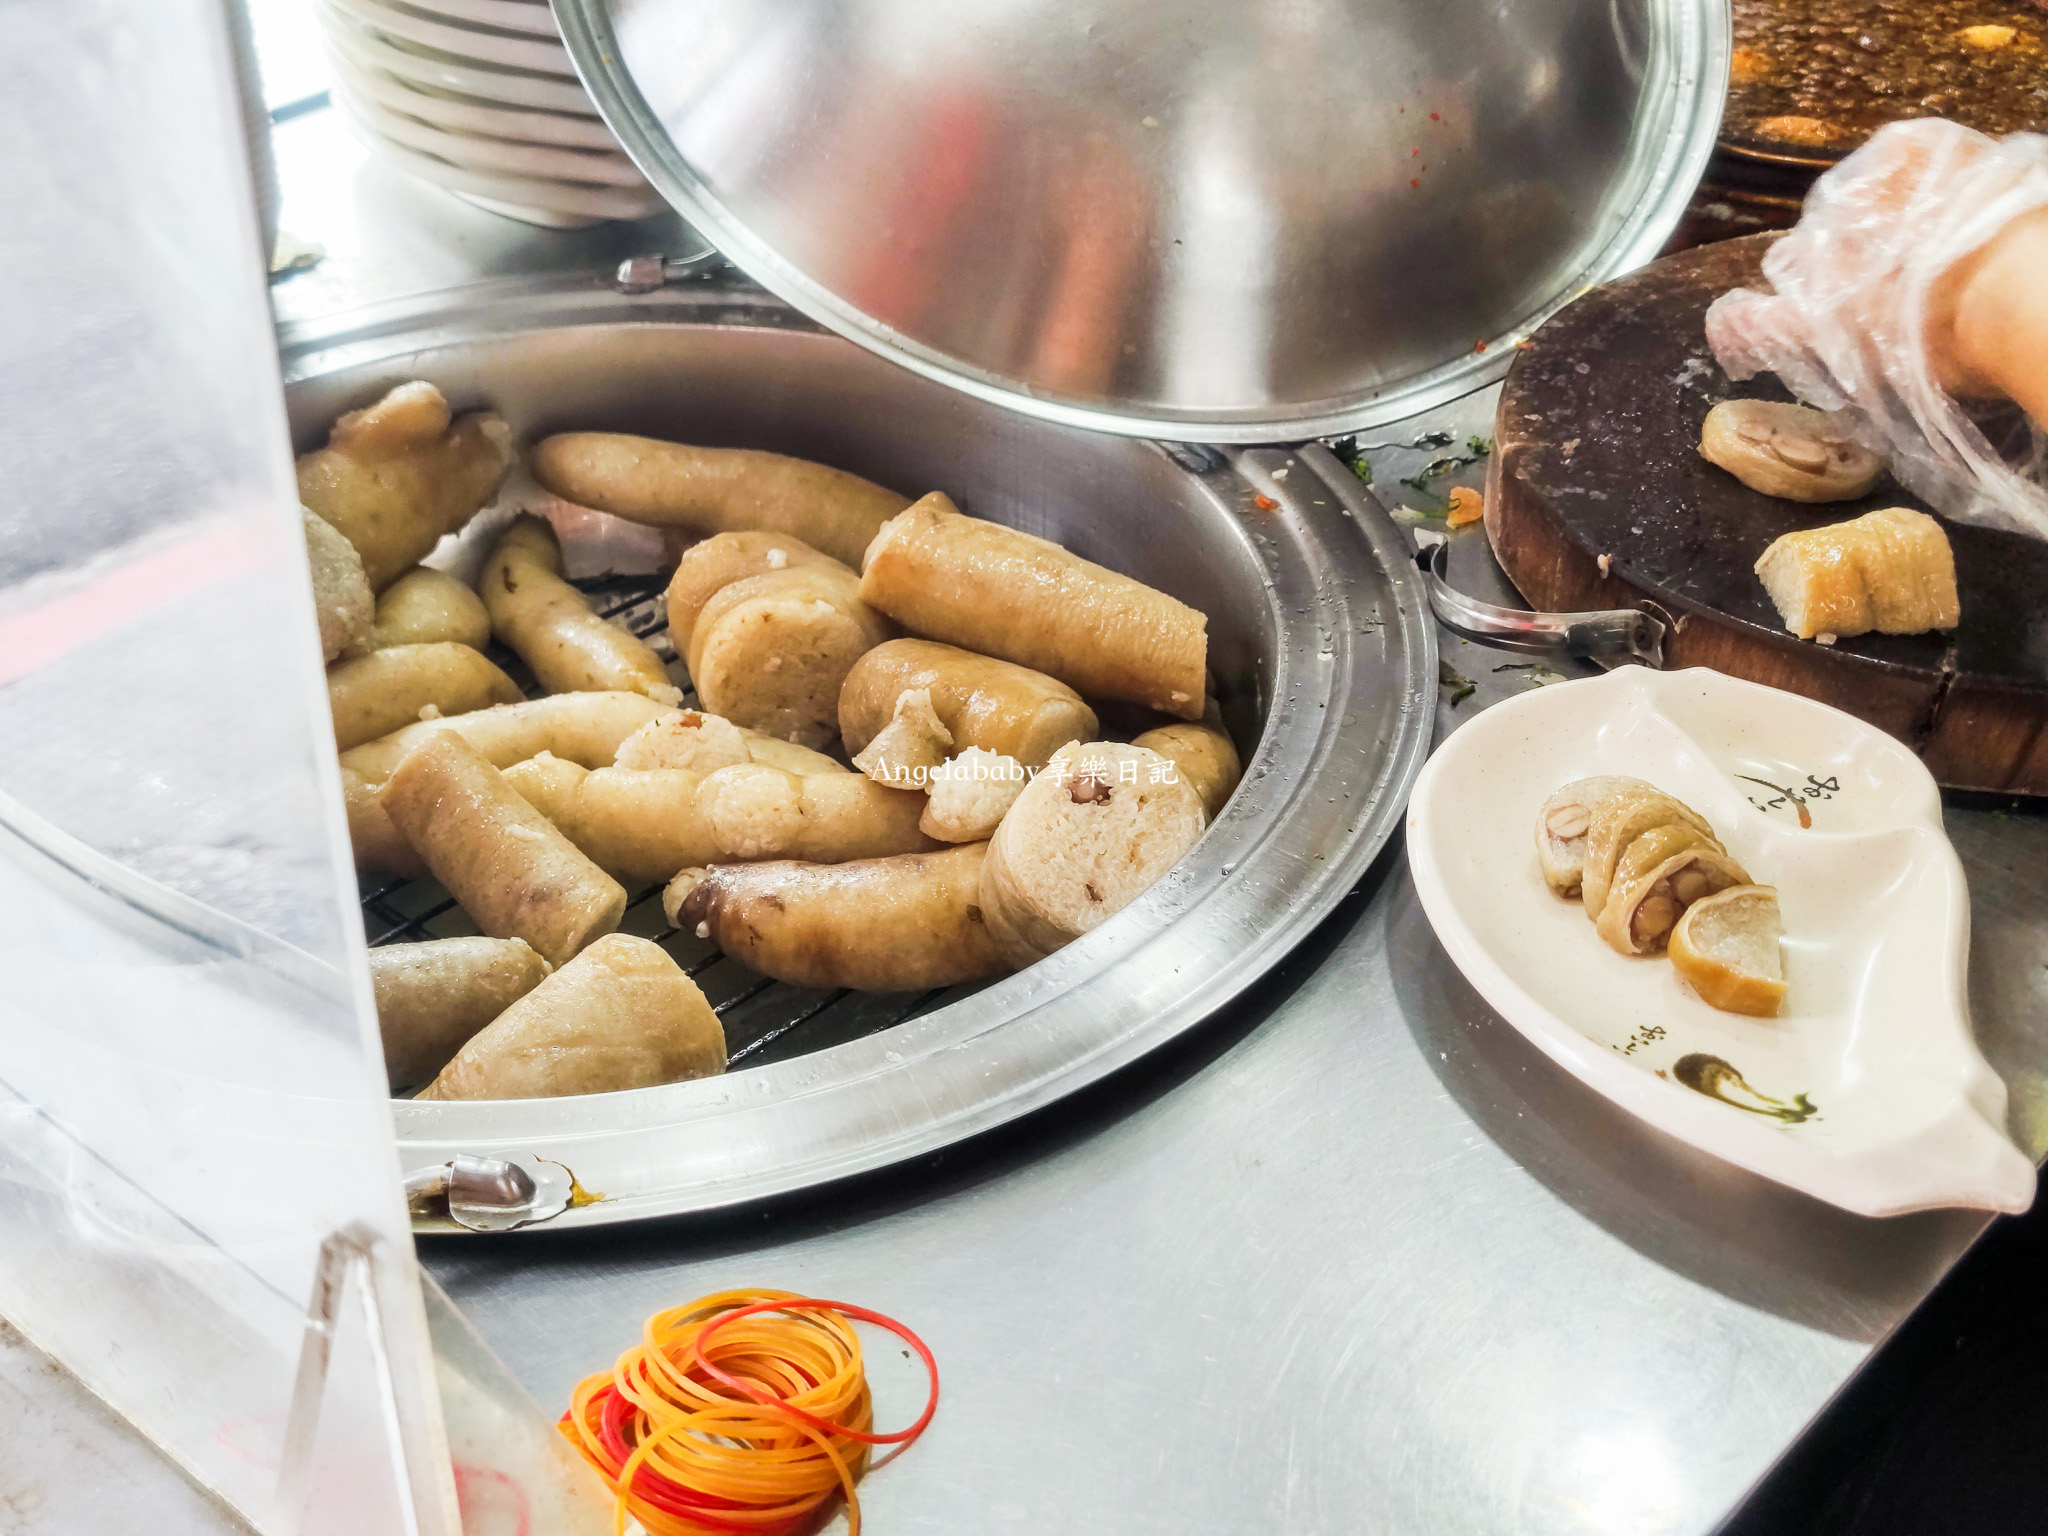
left=0, top=3, right=603, bottom=1531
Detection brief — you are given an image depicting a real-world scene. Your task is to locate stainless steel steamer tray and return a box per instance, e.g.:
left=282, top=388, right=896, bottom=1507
left=278, top=274, right=1435, bottom=1228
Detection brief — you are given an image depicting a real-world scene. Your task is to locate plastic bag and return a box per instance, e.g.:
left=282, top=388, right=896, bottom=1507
left=1706, top=121, right=2048, bottom=539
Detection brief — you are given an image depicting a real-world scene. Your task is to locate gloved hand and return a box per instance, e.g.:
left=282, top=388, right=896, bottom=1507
left=1706, top=120, right=2048, bottom=539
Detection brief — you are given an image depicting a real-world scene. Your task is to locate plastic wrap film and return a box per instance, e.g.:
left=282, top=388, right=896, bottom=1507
left=1707, top=121, right=2048, bottom=539
left=0, top=2, right=455, bottom=1530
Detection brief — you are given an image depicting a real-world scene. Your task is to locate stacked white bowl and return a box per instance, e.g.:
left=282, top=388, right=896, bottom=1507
left=317, top=0, right=666, bottom=227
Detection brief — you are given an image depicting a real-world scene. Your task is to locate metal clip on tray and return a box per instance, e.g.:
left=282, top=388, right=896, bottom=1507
left=404, top=1154, right=576, bottom=1233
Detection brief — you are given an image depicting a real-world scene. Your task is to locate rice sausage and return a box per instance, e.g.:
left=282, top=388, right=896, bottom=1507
left=504, top=757, right=934, bottom=882
left=978, top=741, right=1206, bottom=966
left=1578, top=785, right=1719, bottom=918
left=849, top=688, right=952, bottom=788
left=500, top=758, right=716, bottom=883
left=1533, top=776, right=1659, bottom=898
left=298, top=380, right=513, bottom=590
left=1131, top=709, right=1241, bottom=820
left=858, top=494, right=1207, bottom=719
left=378, top=731, right=626, bottom=967
left=370, top=566, right=491, bottom=650
left=482, top=514, right=678, bottom=701
left=664, top=530, right=847, bottom=649
left=839, top=638, right=1098, bottom=770
left=920, top=748, right=1029, bottom=843
left=370, top=936, right=550, bottom=1090
left=326, top=642, right=523, bottom=752
left=345, top=692, right=671, bottom=785
left=666, top=844, right=1009, bottom=992
left=696, top=762, right=936, bottom=863
left=341, top=692, right=670, bottom=873
left=613, top=707, right=847, bottom=778
left=530, top=432, right=910, bottom=568
left=343, top=766, right=425, bottom=878
left=304, top=507, right=374, bottom=661
left=686, top=565, right=893, bottom=748
left=417, top=934, right=724, bottom=1101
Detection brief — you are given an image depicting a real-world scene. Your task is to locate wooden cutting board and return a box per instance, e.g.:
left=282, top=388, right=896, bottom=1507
left=1487, top=232, right=2048, bottom=797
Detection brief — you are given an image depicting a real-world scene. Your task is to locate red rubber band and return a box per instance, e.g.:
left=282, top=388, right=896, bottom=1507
left=689, top=1298, right=940, bottom=1449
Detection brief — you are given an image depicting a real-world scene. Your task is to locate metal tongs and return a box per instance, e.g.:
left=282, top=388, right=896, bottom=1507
left=1413, top=541, right=1667, bottom=668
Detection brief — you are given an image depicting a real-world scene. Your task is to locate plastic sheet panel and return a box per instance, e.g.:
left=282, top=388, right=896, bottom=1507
left=0, top=2, right=453, bottom=1529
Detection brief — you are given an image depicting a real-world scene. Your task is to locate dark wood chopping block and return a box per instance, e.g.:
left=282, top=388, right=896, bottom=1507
left=1487, top=232, right=2048, bottom=795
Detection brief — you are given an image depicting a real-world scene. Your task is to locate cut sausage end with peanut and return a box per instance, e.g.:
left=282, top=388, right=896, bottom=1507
left=1699, top=399, right=1884, bottom=503
left=978, top=741, right=1207, bottom=968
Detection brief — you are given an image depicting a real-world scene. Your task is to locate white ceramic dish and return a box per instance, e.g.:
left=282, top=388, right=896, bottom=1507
left=320, top=4, right=599, bottom=113
left=335, top=81, right=648, bottom=187
left=447, top=190, right=604, bottom=229
left=1406, top=665, right=2035, bottom=1218
left=343, top=117, right=667, bottom=223
left=328, top=50, right=619, bottom=150
left=324, top=0, right=577, bottom=75
left=391, top=0, right=559, bottom=38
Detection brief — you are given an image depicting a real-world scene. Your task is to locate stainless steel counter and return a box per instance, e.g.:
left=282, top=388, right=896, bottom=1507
left=10, top=70, right=2048, bottom=1536
left=420, top=648, right=2046, bottom=1535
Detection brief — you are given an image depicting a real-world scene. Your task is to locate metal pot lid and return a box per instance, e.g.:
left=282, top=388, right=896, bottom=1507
left=554, top=0, right=1728, bottom=442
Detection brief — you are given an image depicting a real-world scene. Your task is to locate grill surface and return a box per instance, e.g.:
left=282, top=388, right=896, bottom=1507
left=364, top=572, right=986, bottom=1087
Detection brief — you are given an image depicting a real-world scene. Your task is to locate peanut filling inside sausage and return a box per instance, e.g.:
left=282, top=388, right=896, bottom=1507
left=1545, top=804, right=1590, bottom=840
left=1068, top=773, right=1112, bottom=805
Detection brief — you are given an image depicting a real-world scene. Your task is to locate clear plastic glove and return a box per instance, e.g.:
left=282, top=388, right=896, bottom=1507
left=1706, top=120, right=2048, bottom=539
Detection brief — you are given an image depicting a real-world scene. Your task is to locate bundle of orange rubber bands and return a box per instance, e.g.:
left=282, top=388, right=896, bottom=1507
left=560, top=1289, right=939, bottom=1536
